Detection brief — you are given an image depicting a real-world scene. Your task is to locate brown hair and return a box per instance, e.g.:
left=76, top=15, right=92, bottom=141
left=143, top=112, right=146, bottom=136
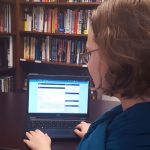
left=91, top=0, right=150, bottom=99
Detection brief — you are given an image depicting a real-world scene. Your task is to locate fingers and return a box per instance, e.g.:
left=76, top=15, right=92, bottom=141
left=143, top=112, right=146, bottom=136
left=26, top=129, right=43, bottom=135
left=75, top=123, right=82, bottom=129
left=74, top=121, right=91, bottom=138
left=25, top=129, right=51, bottom=141
left=35, top=129, right=44, bottom=135
left=26, top=131, right=33, bottom=140
left=23, top=139, right=33, bottom=148
left=23, top=139, right=30, bottom=145
left=45, top=133, right=49, bottom=137
left=24, top=129, right=52, bottom=150
left=74, top=121, right=87, bottom=138
left=74, top=128, right=83, bottom=138
left=75, top=121, right=85, bottom=129
left=74, top=128, right=80, bottom=134
left=25, top=129, right=42, bottom=140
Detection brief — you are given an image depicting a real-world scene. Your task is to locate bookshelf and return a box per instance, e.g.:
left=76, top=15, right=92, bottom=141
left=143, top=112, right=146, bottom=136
left=21, top=2, right=100, bottom=7
left=0, top=0, right=15, bottom=4
left=4, top=0, right=101, bottom=91
left=20, top=31, right=87, bottom=37
left=0, top=0, right=16, bottom=92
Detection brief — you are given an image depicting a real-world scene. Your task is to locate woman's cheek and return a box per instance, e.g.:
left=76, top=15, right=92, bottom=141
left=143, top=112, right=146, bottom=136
left=87, top=58, right=101, bottom=89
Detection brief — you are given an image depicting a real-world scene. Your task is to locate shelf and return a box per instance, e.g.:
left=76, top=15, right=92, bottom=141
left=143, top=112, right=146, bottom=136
left=0, top=0, right=91, bottom=90
left=20, top=58, right=87, bottom=68
left=21, top=2, right=100, bottom=8
left=0, top=32, right=15, bottom=37
left=0, top=67, right=15, bottom=74
left=0, top=0, right=15, bottom=4
left=20, top=31, right=87, bottom=38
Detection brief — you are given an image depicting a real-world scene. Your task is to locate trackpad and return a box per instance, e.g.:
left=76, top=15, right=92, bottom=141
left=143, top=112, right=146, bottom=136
left=42, top=129, right=79, bottom=139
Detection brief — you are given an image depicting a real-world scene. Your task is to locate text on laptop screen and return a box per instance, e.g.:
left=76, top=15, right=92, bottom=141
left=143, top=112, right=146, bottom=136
left=28, top=79, right=89, bottom=114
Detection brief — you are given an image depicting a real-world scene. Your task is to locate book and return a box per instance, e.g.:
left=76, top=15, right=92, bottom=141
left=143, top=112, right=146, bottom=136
left=7, top=36, right=13, bottom=67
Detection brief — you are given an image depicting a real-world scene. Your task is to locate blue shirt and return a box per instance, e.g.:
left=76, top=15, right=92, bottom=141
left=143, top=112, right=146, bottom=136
left=77, top=102, right=150, bottom=150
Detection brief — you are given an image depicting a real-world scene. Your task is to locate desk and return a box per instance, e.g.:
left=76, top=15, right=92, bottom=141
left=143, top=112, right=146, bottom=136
left=0, top=93, right=120, bottom=150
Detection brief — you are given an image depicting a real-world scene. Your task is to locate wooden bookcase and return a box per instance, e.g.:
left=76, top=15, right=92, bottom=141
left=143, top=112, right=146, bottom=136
left=2, top=0, right=100, bottom=91
left=0, top=0, right=16, bottom=92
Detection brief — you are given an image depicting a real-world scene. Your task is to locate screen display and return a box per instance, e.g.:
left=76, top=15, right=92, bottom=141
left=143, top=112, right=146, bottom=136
left=28, top=79, right=89, bottom=114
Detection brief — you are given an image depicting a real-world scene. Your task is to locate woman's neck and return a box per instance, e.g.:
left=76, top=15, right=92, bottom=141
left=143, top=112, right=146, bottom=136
left=120, top=97, right=150, bottom=111
left=95, top=89, right=150, bottom=111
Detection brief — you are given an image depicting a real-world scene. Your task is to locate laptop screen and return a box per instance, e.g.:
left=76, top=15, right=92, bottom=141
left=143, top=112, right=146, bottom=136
left=28, top=74, right=90, bottom=115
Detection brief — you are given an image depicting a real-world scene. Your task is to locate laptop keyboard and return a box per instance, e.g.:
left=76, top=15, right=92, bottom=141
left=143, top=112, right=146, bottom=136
left=32, top=120, right=81, bottom=129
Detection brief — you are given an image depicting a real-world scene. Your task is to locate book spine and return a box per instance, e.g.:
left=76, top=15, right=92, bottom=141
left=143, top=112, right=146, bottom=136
left=8, top=36, right=13, bottom=67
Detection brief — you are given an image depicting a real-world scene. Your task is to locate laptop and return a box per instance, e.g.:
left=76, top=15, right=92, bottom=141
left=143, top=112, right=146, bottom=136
left=26, top=73, right=90, bottom=139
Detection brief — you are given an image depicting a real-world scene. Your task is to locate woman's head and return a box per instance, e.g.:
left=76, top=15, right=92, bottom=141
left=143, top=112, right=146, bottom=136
left=89, top=0, right=150, bottom=99
left=86, top=27, right=108, bottom=91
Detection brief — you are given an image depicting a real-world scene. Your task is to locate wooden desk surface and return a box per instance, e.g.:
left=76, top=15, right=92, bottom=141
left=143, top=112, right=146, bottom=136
left=0, top=93, right=120, bottom=150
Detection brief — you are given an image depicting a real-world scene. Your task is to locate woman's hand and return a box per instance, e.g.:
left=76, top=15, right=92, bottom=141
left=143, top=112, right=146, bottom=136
left=23, top=129, right=51, bottom=150
left=74, top=121, right=91, bottom=138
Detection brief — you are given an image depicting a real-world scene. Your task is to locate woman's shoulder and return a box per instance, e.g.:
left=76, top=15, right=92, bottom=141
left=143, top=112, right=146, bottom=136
left=106, top=102, right=150, bottom=150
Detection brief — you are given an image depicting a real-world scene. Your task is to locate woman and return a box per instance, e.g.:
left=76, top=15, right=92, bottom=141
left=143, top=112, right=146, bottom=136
left=23, top=0, right=150, bottom=149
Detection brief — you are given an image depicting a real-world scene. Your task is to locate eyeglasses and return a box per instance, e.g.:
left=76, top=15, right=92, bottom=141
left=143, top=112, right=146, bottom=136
left=80, top=49, right=99, bottom=64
